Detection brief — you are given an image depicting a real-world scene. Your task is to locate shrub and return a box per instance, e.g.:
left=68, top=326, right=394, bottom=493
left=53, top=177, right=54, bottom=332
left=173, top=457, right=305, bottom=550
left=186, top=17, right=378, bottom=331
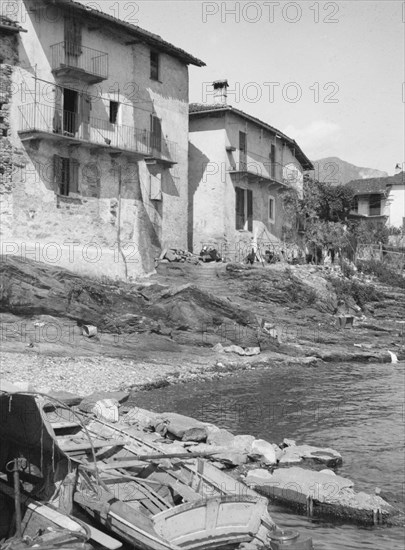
left=330, top=277, right=382, bottom=308
left=356, top=259, right=404, bottom=288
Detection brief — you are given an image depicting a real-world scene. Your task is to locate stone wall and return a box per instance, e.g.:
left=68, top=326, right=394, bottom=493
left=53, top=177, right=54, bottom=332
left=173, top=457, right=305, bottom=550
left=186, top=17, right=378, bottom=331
left=0, top=32, right=25, bottom=242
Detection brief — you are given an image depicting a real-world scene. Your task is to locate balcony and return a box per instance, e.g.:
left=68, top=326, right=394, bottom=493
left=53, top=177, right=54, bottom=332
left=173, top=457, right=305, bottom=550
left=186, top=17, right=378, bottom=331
left=228, top=161, right=285, bottom=185
left=51, top=42, right=108, bottom=83
left=18, top=103, right=177, bottom=164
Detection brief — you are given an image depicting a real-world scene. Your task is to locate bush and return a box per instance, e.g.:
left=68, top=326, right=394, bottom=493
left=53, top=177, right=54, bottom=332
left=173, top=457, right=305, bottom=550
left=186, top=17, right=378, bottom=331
left=330, top=277, right=382, bottom=308
left=356, top=259, right=404, bottom=288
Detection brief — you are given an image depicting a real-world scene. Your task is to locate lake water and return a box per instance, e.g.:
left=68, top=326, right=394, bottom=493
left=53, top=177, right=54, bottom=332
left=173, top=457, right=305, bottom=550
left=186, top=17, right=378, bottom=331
left=132, top=361, right=405, bottom=550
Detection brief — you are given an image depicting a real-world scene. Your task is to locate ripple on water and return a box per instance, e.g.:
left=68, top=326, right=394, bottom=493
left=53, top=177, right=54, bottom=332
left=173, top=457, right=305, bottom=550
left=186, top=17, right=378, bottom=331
left=132, top=362, right=405, bottom=550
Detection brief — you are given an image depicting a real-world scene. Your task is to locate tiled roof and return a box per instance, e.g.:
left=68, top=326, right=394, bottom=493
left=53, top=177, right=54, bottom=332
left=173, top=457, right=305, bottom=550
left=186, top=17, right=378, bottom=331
left=189, top=103, right=314, bottom=170
left=347, top=171, right=405, bottom=195
left=0, top=16, right=26, bottom=32
left=48, top=0, right=205, bottom=66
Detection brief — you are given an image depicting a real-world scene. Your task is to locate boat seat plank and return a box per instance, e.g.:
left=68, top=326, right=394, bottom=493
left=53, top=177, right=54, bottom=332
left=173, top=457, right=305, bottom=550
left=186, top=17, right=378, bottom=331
left=51, top=421, right=82, bottom=430
left=58, top=438, right=127, bottom=452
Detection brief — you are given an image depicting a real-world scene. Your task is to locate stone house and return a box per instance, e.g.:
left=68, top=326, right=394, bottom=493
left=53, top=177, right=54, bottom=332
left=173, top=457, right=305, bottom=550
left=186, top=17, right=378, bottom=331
left=188, top=81, right=313, bottom=261
left=347, top=171, right=405, bottom=229
left=0, top=0, right=204, bottom=278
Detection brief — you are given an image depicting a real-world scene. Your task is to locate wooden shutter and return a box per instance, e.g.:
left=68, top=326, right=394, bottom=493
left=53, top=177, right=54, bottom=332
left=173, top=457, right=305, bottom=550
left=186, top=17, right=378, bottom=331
left=247, top=189, right=253, bottom=231
left=80, top=93, right=91, bottom=139
left=54, top=155, right=62, bottom=193
left=69, top=159, right=79, bottom=194
left=235, top=187, right=245, bottom=230
left=150, top=115, right=162, bottom=152
left=64, top=17, right=82, bottom=56
left=270, top=144, right=276, bottom=179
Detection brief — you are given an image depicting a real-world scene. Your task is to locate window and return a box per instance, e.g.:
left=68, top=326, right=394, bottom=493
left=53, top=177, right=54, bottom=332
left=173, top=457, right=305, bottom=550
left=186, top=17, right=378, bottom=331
left=150, top=172, right=162, bottom=201
left=268, top=196, right=275, bottom=223
left=109, top=101, right=119, bottom=124
left=270, top=144, right=276, bottom=179
left=239, top=131, right=247, bottom=170
left=352, top=196, right=359, bottom=212
left=150, top=51, right=160, bottom=81
left=150, top=114, right=162, bottom=152
left=54, top=155, right=79, bottom=196
left=369, top=194, right=381, bottom=216
left=235, top=187, right=253, bottom=231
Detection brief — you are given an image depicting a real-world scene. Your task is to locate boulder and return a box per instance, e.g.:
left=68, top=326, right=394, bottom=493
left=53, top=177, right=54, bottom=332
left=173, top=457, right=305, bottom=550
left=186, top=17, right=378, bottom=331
left=182, top=427, right=208, bottom=442
left=157, top=412, right=207, bottom=439
left=122, top=407, right=161, bottom=430
left=245, top=468, right=274, bottom=486
left=250, top=439, right=277, bottom=465
left=278, top=444, right=342, bottom=466
left=232, top=435, right=255, bottom=454
left=79, top=391, right=128, bottom=412
left=282, top=438, right=296, bottom=448
left=253, top=466, right=354, bottom=502
left=206, top=427, right=235, bottom=447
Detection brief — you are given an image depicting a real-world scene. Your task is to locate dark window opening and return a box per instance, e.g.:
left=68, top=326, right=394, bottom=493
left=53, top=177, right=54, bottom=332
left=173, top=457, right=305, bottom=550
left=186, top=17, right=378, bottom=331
left=270, top=144, right=276, bottom=179
left=0, top=117, right=4, bottom=123
left=150, top=51, right=159, bottom=81
left=62, top=88, right=78, bottom=135
left=352, top=196, right=359, bottom=212
left=109, top=101, right=119, bottom=124
left=369, top=194, right=381, bottom=216
left=236, top=187, right=253, bottom=231
left=239, top=131, right=247, bottom=170
left=150, top=114, right=162, bottom=152
left=54, top=155, right=79, bottom=196
left=0, top=103, right=4, bottom=110
left=269, top=197, right=275, bottom=221
left=2, top=128, right=7, bottom=137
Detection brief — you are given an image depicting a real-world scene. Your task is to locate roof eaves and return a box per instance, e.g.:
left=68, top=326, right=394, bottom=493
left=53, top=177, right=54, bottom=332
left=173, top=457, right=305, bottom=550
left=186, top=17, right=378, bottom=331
left=47, top=0, right=205, bottom=67
left=189, top=103, right=314, bottom=170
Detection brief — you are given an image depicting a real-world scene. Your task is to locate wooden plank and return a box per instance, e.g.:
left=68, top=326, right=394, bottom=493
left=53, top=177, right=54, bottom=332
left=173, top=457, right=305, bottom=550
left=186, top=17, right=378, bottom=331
left=0, top=480, right=122, bottom=550
left=58, top=438, right=127, bottom=452
left=51, top=421, right=81, bottom=430
left=113, top=450, right=219, bottom=462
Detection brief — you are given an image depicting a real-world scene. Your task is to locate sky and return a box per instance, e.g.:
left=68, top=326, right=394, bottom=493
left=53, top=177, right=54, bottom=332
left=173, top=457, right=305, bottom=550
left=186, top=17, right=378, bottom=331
left=80, top=0, right=404, bottom=174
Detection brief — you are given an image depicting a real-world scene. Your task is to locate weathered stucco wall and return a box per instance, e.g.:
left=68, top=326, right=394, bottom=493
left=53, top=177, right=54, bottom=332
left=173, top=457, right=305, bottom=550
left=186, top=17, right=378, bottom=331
left=387, top=185, right=405, bottom=228
left=1, top=0, right=190, bottom=279
left=189, top=110, right=305, bottom=260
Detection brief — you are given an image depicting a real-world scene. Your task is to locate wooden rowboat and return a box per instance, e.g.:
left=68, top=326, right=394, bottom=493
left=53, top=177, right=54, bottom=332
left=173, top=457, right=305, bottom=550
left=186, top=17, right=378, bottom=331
left=0, top=387, right=313, bottom=550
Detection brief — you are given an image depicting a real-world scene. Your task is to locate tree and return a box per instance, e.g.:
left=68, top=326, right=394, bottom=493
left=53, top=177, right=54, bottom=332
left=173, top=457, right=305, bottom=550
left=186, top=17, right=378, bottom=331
left=281, top=177, right=355, bottom=256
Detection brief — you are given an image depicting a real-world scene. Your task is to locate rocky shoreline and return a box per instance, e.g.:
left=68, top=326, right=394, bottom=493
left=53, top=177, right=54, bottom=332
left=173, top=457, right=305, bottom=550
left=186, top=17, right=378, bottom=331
left=0, top=256, right=404, bottom=396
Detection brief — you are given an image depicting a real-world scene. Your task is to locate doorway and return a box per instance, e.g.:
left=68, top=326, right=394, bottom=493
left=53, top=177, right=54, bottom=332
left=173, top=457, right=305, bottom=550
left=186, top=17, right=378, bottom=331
left=63, top=88, right=78, bottom=136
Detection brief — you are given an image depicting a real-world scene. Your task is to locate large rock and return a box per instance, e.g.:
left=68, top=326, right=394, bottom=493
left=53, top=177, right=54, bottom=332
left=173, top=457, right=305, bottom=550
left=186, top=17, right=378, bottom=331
left=206, top=427, right=235, bottom=447
left=250, top=439, right=277, bottom=464
left=158, top=412, right=207, bottom=439
left=232, top=435, right=255, bottom=454
left=279, top=445, right=342, bottom=466
left=122, top=407, right=161, bottom=430
left=245, top=469, right=273, bottom=486
left=182, top=427, right=208, bottom=442
left=79, top=391, right=128, bottom=412
left=249, top=466, right=353, bottom=502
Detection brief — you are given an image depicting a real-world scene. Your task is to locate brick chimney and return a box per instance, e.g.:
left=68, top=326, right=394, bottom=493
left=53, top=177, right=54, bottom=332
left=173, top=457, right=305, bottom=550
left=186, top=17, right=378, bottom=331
left=213, top=79, right=229, bottom=104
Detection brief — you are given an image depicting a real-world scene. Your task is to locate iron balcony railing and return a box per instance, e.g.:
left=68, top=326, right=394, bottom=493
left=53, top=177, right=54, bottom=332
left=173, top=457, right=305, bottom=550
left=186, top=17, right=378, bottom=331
left=51, top=41, right=109, bottom=80
left=18, top=103, right=177, bottom=162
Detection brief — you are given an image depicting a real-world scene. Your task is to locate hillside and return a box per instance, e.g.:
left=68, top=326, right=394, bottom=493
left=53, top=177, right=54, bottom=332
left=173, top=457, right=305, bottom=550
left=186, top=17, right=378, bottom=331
left=311, top=157, right=388, bottom=185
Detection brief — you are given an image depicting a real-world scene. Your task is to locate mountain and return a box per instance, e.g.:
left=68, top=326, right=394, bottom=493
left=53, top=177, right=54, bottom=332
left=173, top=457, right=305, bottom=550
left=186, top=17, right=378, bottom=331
left=310, top=157, right=388, bottom=185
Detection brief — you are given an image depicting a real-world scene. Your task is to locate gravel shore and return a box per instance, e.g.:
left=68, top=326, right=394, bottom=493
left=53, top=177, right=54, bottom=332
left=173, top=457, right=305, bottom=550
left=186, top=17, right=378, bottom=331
left=0, top=349, right=270, bottom=395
